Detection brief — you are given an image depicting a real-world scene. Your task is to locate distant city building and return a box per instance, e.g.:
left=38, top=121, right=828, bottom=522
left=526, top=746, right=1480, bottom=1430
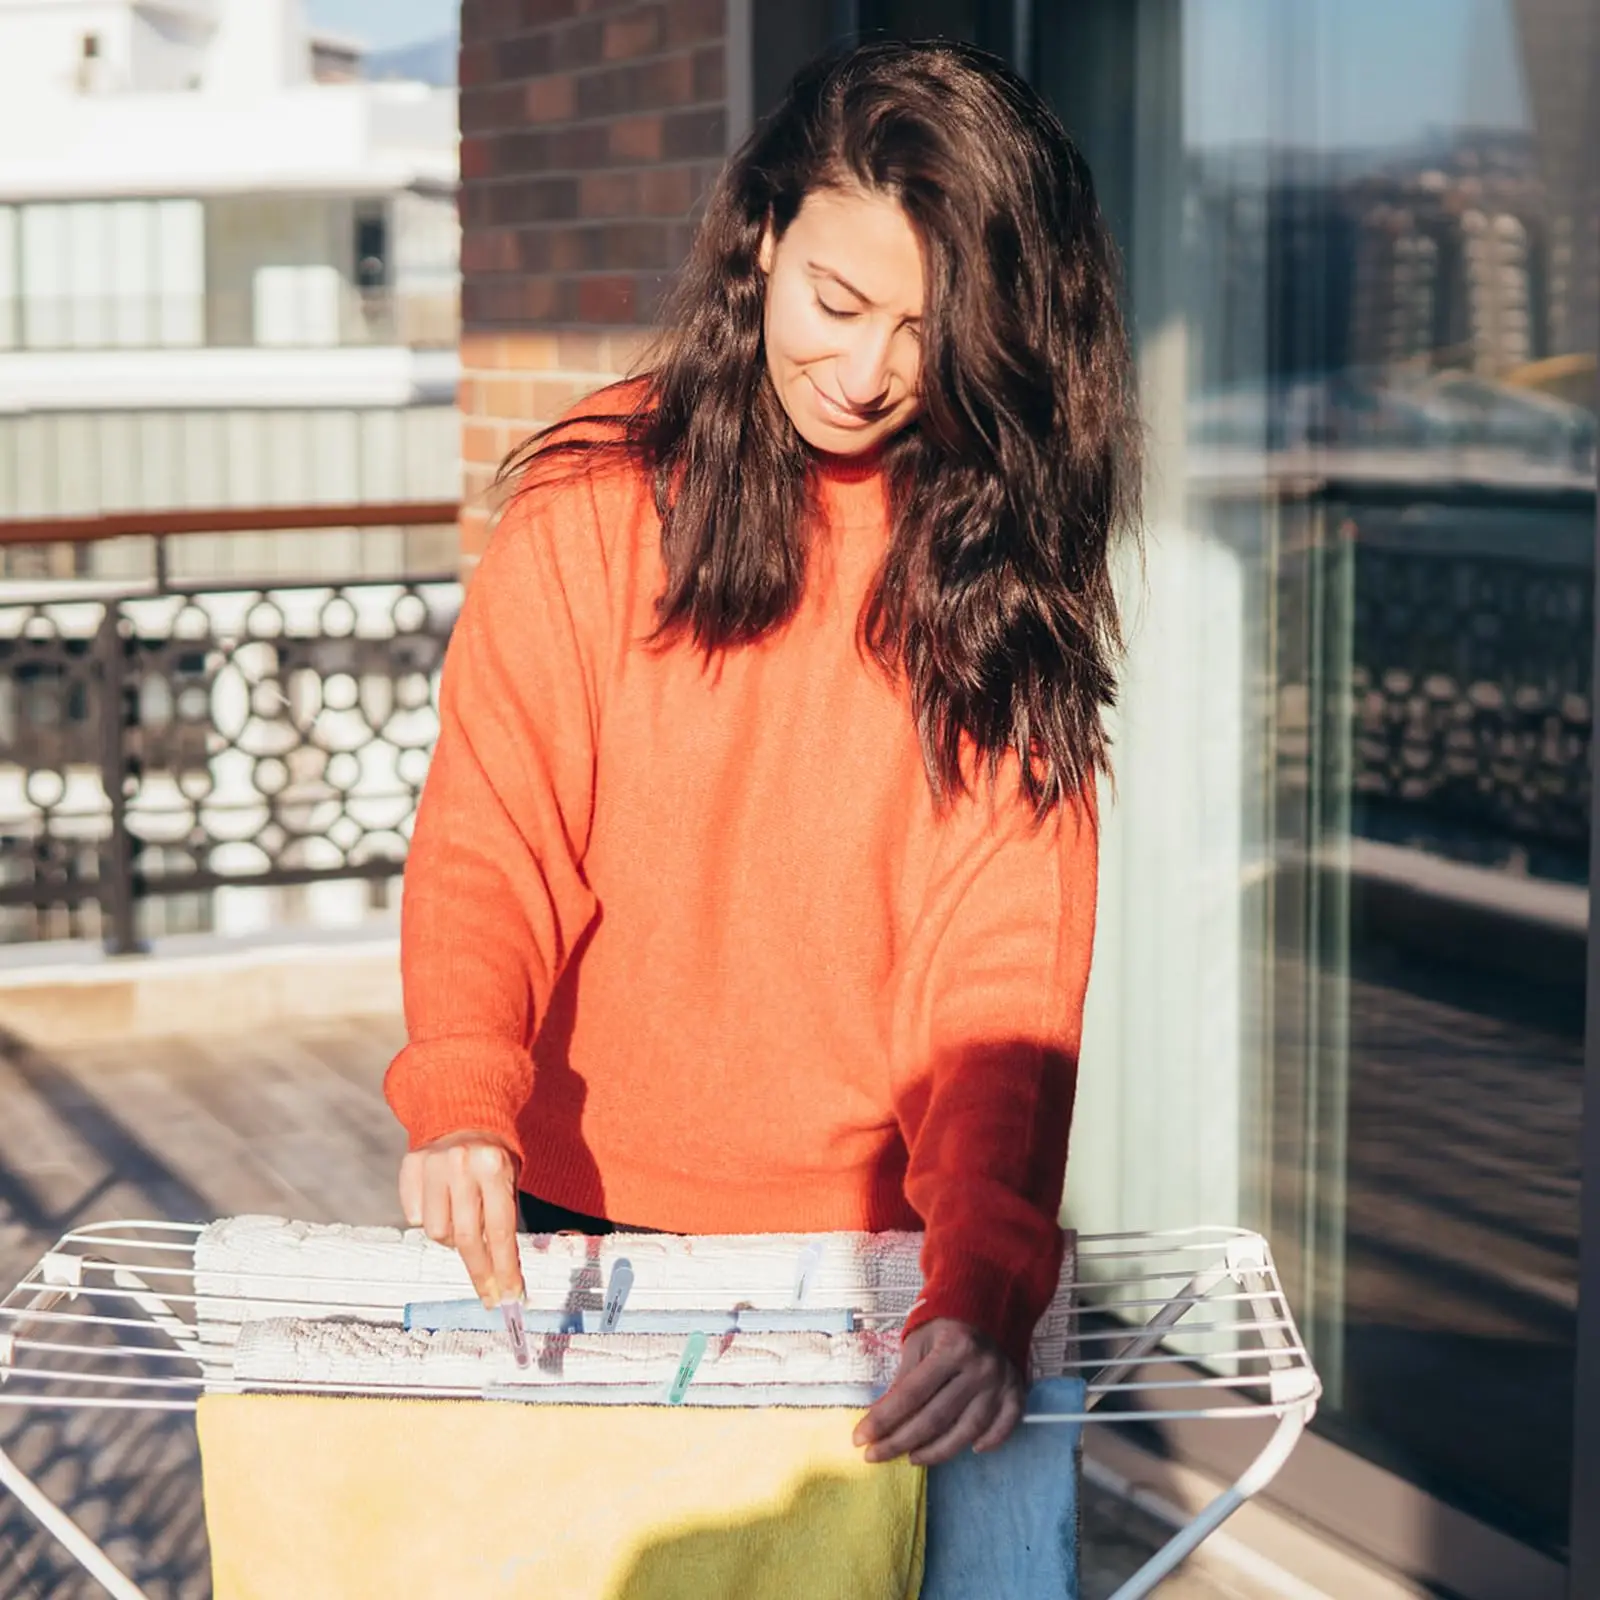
left=0, top=0, right=462, bottom=582
left=1460, top=206, right=1535, bottom=374
left=1514, top=0, right=1600, bottom=358
left=1180, top=140, right=1593, bottom=482
left=1341, top=144, right=1548, bottom=383
left=1350, top=203, right=1441, bottom=371
left=1186, top=127, right=1569, bottom=397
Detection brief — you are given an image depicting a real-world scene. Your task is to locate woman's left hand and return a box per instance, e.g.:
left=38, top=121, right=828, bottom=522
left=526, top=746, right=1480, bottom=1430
left=853, top=1317, right=1026, bottom=1466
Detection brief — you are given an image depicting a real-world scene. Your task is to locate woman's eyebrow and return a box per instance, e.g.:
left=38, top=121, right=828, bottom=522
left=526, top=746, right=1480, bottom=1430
left=805, top=262, right=922, bottom=322
left=806, top=261, right=875, bottom=305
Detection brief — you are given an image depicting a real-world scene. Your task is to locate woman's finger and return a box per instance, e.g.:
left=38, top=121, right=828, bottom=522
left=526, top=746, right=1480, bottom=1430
left=972, top=1382, right=1025, bottom=1454
left=398, top=1152, right=425, bottom=1229
left=911, top=1388, right=1002, bottom=1467
left=865, top=1366, right=980, bottom=1464
left=477, top=1150, right=524, bottom=1302
left=449, top=1173, right=498, bottom=1308
left=420, top=1161, right=453, bottom=1249
left=856, top=1347, right=959, bottom=1452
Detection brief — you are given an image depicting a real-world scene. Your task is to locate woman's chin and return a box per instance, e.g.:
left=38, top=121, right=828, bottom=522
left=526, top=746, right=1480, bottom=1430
left=787, top=410, right=909, bottom=463
left=785, top=416, right=873, bottom=456
left=815, top=437, right=884, bottom=462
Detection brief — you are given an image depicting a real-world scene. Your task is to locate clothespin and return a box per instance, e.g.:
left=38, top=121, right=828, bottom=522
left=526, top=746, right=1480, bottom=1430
left=667, top=1331, right=707, bottom=1405
left=500, top=1299, right=530, bottom=1369
left=794, top=1241, right=825, bottom=1306
left=600, top=1259, right=634, bottom=1333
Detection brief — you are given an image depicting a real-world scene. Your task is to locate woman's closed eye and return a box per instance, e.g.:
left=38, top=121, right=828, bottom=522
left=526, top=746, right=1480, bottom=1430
left=816, top=296, right=857, bottom=320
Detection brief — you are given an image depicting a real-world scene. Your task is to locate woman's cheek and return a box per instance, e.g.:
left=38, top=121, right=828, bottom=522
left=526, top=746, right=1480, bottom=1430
left=773, top=282, right=831, bottom=361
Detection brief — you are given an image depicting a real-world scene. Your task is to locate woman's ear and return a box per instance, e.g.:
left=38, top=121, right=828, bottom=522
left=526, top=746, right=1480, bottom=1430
left=757, top=225, right=775, bottom=276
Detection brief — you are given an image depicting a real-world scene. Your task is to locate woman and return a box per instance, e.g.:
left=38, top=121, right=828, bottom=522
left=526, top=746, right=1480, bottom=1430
left=387, top=40, right=1139, bottom=1471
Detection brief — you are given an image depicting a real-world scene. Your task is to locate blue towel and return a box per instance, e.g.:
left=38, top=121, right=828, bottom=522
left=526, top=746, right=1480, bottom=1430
left=922, top=1377, right=1084, bottom=1600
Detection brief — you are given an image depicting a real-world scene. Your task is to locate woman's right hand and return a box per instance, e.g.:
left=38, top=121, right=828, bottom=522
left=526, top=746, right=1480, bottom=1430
left=399, top=1130, right=526, bottom=1310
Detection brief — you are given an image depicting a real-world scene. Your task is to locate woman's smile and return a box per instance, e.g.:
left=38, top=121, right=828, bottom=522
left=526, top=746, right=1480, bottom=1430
left=806, top=374, right=880, bottom=429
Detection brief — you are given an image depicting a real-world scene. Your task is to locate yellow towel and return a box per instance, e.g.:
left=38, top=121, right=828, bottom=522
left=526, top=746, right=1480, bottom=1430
left=198, top=1394, right=926, bottom=1600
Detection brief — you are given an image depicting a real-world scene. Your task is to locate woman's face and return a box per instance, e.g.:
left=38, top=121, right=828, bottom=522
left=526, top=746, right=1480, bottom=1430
left=758, top=186, right=925, bottom=458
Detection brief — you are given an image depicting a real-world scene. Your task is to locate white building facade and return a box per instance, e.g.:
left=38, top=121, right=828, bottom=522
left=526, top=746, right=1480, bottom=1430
left=0, top=0, right=461, bottom=579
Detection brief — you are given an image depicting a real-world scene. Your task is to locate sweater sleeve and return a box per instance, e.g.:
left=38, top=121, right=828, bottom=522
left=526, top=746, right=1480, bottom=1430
left=891, top=776, right=1099, bottom=1375
left=384, top=472, right=609, bottom=1163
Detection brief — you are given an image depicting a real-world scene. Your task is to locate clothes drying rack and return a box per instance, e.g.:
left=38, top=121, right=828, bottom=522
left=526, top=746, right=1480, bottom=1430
left=0, top=1220, right=1319, bottom=1600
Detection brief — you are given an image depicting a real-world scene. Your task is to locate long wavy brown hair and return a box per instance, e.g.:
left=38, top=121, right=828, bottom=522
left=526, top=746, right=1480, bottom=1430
left=499, top=40, right=1141, bottom=816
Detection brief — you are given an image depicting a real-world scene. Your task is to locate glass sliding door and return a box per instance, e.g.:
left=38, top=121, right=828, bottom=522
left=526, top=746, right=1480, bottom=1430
left=1038, top=0, right=1598, bottom=1565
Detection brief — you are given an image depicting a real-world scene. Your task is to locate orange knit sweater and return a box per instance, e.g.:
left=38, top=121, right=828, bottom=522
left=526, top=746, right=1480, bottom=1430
left=386, top=415, right=1099, bottom=1369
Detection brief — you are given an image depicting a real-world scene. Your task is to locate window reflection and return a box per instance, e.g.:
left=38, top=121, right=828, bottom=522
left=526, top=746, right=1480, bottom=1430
left=1044, top=0, right=1596, bottom=1557
left=1240, top=0, right=1593, bottom=1554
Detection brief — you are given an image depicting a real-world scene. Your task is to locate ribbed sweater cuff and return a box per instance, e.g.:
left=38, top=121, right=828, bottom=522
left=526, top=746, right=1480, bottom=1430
left=906, top=1235, right=1061, bottom=1377
left=383, top=1036, right=532, bottom=1166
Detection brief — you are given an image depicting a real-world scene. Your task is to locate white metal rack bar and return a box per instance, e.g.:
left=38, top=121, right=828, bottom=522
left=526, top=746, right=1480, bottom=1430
left=0, top=1222, right=1319, bottom=1599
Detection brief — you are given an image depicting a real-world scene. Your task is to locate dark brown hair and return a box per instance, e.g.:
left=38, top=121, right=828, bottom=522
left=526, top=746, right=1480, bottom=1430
left=500, top=40, right=1141, bottom=815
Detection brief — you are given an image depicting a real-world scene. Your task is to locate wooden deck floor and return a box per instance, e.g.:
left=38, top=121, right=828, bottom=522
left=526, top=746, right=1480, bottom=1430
left=0, top=1008, right=1260, bottom=1600
left=0, top=1013, right=407, bottom=1600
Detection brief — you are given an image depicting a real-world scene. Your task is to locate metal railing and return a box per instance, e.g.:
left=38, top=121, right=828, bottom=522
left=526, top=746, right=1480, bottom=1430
left=0, top=503, right=461, bottom=951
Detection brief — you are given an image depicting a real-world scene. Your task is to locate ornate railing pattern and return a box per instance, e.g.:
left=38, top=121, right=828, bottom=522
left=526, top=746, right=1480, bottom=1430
left=0, top=506, right=460, bottom=949
left=1279, top=482, right=1596, bottom=879
left=0, top=577, right=459, bottom=950
left=1351, top=548, right=1591, bottom=860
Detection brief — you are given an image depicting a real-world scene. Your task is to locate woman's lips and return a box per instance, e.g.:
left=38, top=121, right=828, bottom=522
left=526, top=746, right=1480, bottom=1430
left=807, top=376, right=877, bottom=429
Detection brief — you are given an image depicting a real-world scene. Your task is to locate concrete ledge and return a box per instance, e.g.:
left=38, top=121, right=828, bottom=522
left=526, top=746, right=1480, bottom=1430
left=0, top=927, right=401, bottom=1047
left=1084, top=1431, right=1435, bottom=1600
left=1309, top=839, right=1588, bottom=988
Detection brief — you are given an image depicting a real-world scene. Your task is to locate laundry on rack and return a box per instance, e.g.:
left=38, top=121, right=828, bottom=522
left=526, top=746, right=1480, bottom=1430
left=193, top=1216, right=916, bottom=1330
left=192, top=1214, right=1077, bottom=1379
left=196, top=1216, right=1080, bottom=1597
left=228, top=1315, right=903, bottom=1394
left=197, top=1392, right=926, bottom=1600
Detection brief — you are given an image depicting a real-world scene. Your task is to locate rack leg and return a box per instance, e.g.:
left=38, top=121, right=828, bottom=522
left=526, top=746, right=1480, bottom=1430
left=1104, top=1407, right=1309, bottom=1600
left=0, top=1442, right=151, bottom=1600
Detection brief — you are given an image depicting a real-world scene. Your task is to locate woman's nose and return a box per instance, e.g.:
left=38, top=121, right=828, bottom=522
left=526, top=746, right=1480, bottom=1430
left=835, top=326, right=896, bottom=411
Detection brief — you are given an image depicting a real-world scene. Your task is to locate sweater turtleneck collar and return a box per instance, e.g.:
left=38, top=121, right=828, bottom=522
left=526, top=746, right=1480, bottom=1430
left=812, top=450, right=890, bottom=532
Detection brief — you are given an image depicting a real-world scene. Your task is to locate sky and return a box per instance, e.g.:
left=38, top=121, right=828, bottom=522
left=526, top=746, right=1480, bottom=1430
left=302, top=0, right=457, bottom=51
left=1183, top=0, right=1529, bottom=151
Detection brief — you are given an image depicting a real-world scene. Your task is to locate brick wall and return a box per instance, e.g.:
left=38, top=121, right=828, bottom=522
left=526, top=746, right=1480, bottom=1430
left=456, top=0, right=731, bottom=566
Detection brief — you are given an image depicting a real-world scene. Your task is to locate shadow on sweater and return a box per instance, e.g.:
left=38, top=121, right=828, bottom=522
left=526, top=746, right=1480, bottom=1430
left=527, top=917, right=611, bottom=1217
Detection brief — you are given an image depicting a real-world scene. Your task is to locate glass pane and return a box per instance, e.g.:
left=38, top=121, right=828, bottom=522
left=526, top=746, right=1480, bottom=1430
left=1039, top=0, right=1597, bottom=1559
